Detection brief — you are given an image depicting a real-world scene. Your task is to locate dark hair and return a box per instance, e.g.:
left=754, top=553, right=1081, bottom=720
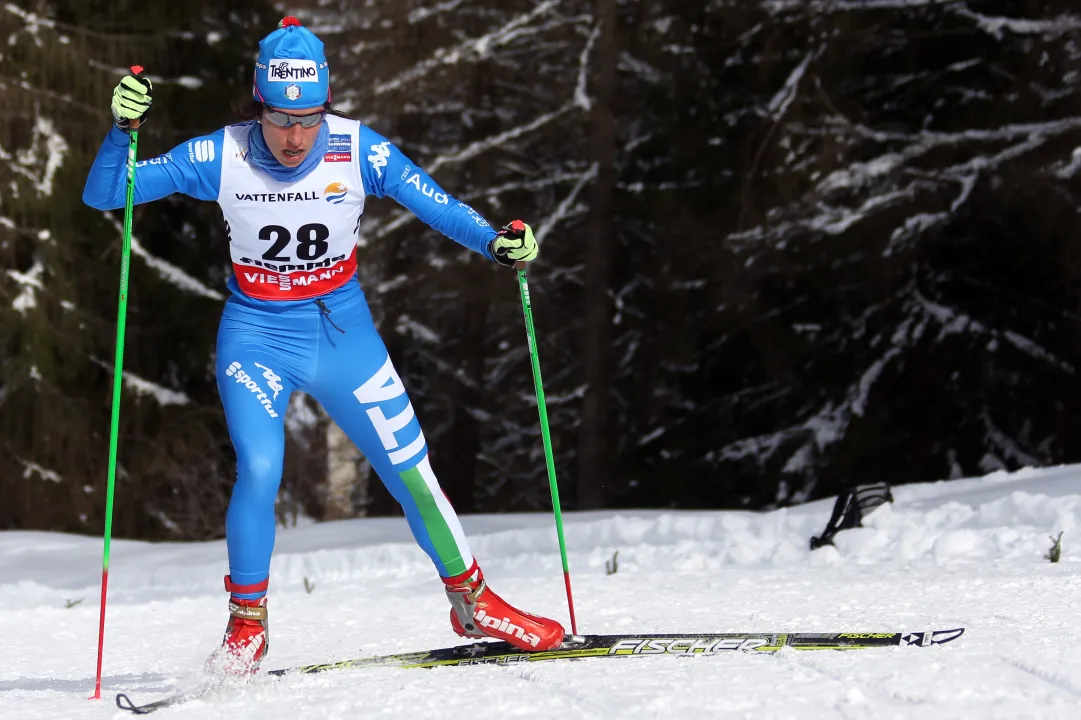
left=233, top=98, right=265, bottom=122
left=232, top=98, right=346, bottom=122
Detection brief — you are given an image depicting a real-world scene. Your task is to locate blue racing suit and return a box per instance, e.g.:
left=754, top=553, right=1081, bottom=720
left=83, top=119, right=496, bottom=596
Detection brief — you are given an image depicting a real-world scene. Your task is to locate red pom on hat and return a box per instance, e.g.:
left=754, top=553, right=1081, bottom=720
left=278, top=16, right=302, bottom=28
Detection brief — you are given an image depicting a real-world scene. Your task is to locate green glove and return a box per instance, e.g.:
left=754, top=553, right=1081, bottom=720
left=111, top=72, right=153, bottom=131
left=489, top=220, right=539, bottom=267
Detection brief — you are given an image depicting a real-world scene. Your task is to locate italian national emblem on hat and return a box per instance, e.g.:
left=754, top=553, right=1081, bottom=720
left=285, top=84, right=301, bottom=101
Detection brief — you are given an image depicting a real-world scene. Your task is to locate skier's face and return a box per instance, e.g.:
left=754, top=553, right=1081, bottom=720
left=260, top=105, right=327, bottom=167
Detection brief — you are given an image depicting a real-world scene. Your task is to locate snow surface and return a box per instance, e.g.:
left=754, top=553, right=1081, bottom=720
left=2, top=464, right=1081, bottom=719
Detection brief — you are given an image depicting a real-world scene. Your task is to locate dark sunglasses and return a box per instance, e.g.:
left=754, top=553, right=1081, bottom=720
left=262, top=108, right=327, bottom=129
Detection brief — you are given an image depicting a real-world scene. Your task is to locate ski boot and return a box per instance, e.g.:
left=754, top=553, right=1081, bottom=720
left=443, top=562, right=565, bottom=651
left=205, top=576, right=269, bottom=676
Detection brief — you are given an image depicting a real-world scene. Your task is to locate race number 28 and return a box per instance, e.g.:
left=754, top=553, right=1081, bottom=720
left=259, top=223, right=331, bottom=261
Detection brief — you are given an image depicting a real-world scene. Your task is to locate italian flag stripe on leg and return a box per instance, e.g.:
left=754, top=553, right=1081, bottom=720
left=400, top=454, right=472, bottom=577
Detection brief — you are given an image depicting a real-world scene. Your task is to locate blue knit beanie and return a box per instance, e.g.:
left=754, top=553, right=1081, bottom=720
left=253, top=17, right=330, bottom=110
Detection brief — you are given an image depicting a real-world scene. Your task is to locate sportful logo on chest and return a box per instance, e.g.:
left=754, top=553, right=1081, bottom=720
left=267, top=59, right=318, bottom=82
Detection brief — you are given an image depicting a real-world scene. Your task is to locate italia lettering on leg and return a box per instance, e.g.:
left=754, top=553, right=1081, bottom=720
left=353, top=356, right=425, bottom=465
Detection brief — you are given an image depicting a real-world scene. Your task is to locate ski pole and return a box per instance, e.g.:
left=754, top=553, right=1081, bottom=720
left=514, top=262, right=579, bottom=636
left=92, top=65, right=143, bottom=700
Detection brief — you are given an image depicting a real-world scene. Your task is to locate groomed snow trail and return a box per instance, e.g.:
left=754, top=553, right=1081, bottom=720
left=2, top=465, right=1079, bottom=719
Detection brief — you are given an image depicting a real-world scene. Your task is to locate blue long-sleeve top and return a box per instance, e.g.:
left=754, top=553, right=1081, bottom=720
left=82, top=124, right=498, bottom=260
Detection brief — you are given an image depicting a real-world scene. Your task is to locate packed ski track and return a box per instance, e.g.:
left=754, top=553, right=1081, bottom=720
left=2, top=464, right=1080, bottom=719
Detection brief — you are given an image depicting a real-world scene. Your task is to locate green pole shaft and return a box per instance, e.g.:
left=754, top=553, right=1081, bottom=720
left=92, top=104, right=141, bottom=700
left=515, top=265, right=578, bottom=635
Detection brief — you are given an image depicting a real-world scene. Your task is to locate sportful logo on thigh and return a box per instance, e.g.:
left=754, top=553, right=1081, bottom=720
left=225, top=361, right=279, bottom=418
left=352, top=356, right=425, bottom=466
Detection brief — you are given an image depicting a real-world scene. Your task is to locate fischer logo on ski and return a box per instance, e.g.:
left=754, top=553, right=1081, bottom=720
left=609, top=637, right=771, bottom=655
left=458, top=654, right=531, bottom=666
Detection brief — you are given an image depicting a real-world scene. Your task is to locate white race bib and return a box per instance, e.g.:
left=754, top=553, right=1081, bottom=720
left=219, top=115, right=365, bottom=300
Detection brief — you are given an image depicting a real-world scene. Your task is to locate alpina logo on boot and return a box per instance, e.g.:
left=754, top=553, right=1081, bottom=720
left=475, top=609, right=541, bottom=648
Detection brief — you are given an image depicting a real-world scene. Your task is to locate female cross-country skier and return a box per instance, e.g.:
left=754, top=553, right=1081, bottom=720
left=83, top=17, right=565, bottom=673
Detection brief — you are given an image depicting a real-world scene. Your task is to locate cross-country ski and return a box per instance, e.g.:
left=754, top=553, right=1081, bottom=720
left=114, top=629, right=966, bottom=714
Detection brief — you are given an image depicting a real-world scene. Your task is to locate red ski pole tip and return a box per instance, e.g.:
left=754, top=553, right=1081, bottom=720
left=130, top=65, right=144, bottom=75
left=278, top=16, right=302, bottom=28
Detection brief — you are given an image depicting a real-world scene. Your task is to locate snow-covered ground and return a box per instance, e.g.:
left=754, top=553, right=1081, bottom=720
left=2, top=464, right=1080, bottom=719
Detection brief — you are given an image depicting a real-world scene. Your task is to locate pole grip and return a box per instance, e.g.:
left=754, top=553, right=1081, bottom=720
left=128, top=65, right=145, bottom=131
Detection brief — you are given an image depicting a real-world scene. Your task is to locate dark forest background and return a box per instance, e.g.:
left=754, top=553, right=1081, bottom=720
left=3, top=0, right=1081, bottom=540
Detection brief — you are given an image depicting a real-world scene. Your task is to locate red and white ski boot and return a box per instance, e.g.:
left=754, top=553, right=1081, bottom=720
left=205, top=577, right=269, bottom=676
left=443, top=562, right=565, bottom=651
